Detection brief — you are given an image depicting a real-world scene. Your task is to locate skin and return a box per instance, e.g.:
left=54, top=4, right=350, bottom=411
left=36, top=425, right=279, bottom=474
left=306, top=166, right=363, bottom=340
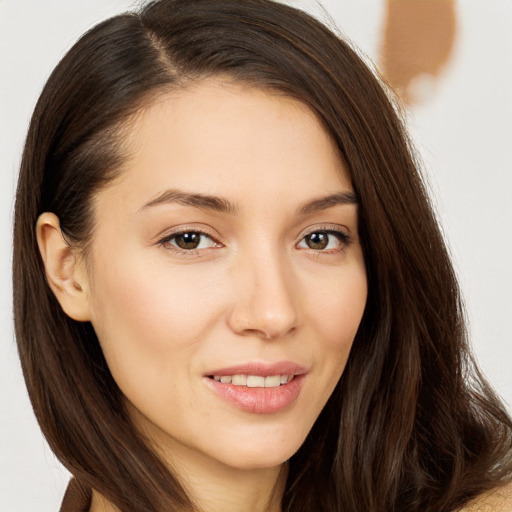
left=460, top=483, right=512, bottom=512
left=37, top=80, right=368, bottom=512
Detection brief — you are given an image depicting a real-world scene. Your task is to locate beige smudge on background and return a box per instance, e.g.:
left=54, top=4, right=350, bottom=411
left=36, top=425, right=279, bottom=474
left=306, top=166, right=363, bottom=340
left=379, top=0, right=457, bottom=105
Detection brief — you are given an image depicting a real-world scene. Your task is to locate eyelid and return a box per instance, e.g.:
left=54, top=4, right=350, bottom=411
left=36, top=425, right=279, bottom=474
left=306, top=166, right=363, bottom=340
left=299, top=223, right=351, bottom=240
left=154, top=224, right=219, bottom=243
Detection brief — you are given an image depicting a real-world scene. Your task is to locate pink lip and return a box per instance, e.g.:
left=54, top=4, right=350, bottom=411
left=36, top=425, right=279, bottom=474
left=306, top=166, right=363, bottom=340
left=203, top=361, right=307, bottom=414
left=206, top=361, right=307, bottom=378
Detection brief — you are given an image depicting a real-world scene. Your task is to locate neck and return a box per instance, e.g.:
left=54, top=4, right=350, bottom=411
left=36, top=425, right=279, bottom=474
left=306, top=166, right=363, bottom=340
left=179, top=457, right=287, bottom=512
left=89, top=429, right=287, bottom=512
left=90, top=462, right=287, bottom=512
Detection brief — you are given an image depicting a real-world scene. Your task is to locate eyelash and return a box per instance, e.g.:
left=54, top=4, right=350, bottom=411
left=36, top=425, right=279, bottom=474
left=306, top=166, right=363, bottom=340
left=298, top=228, right=351, bottom=254
left=157, top=228, right=221, bottom=256
left=157, top=226, right=351, bottom=256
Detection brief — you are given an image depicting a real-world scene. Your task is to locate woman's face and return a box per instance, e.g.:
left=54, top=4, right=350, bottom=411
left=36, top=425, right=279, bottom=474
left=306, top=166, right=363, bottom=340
left=84, top=80, right=367, bottom=471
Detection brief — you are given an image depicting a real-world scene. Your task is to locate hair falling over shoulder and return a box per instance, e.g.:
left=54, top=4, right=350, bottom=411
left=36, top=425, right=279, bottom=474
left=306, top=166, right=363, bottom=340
left=13, top=1, right=511, bottom=511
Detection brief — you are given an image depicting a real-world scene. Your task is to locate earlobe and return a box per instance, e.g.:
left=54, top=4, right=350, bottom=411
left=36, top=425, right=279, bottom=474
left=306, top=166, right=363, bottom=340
left=36, top=212, right=92, bottom=322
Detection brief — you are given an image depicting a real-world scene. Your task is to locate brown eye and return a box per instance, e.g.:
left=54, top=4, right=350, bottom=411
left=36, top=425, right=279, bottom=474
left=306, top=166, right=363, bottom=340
left=160, top=231, right=219, bottom=252
left=174, top=232, right=202, bottom=250
left=298, top=230, right=349, bottom=252
left=305, top=232, right=329, bottom=250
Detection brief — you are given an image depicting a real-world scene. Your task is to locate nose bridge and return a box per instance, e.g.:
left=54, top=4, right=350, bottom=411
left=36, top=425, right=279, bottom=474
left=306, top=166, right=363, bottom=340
left=227, top=238, right=298, bottom=340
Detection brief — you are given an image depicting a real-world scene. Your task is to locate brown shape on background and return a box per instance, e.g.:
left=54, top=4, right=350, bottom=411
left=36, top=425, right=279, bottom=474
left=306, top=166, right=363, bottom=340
left=380, top=0, right=457, bottom=105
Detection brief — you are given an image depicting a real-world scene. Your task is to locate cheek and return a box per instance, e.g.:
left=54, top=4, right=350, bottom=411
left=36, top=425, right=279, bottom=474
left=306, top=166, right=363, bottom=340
left=87, top=252, right=226, bottom=389
left=306, top=259, right=367, bottom=349
left=299, top=254, right=367, bottom=401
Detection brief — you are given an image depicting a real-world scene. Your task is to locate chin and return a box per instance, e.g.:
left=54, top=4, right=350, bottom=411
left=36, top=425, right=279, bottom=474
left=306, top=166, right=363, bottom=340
left=205, top=425, right=309, bottom=471
left=217, top=450, right=294, bottom=472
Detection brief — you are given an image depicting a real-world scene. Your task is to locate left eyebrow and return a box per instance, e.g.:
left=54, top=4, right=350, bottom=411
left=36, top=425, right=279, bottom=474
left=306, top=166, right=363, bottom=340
left=139, top=189, right=238, bottom=214
left=296, top=191, right=358, bottom=215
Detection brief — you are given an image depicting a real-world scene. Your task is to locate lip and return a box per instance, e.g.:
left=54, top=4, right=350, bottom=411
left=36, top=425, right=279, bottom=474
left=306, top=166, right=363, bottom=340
left=205, top=361, right=308, bottom=378
left=203, top=361, right=308, bottom=414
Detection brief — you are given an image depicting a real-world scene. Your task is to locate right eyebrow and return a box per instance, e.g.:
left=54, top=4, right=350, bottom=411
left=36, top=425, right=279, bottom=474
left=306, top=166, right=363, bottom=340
left=296, top=191, right=358, bottom=215
left=138, top=189, right=238, bottom=215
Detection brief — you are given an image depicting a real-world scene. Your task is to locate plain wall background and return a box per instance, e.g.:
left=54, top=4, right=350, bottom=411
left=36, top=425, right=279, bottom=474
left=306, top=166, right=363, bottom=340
left=1, top=1, right=510, bottom=510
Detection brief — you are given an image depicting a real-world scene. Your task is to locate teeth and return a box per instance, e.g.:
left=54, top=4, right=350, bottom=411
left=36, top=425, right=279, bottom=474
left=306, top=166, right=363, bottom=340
left=265, top=375, right=281, bottom=387
left=232, top=374, right=247, bottom=386
left=247, top=375, right=265, bottom=388
left=211, top=374, right=293, bottom=387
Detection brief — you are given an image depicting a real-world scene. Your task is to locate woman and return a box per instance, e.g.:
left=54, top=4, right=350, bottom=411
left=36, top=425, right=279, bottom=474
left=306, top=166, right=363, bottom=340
left=13, top=0, right=512, bottom=511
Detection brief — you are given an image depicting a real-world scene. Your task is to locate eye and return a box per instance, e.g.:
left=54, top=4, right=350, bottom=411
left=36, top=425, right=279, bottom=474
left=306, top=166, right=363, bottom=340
left=297, top=230, right=350, bottom=252
left=159, top=230, right=220, bottom=252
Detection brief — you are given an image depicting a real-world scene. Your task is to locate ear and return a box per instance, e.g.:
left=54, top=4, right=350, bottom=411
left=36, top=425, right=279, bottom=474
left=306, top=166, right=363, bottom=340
left=36, top=212, right=92, bottom=322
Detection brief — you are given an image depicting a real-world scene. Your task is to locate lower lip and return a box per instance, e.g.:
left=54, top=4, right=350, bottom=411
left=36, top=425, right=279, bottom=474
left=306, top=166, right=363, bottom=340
left=204, top=375, right=306, bottom=414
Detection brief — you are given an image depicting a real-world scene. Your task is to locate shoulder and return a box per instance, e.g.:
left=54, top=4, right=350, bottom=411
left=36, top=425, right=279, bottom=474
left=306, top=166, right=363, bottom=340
left=60, top=478, right=92, bottom=512
left=457, top=481, right=512, bottom=512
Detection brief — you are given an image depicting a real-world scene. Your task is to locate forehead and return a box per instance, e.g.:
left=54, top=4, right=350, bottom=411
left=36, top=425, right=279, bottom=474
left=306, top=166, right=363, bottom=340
left=98, top=79, right=352, bottom=215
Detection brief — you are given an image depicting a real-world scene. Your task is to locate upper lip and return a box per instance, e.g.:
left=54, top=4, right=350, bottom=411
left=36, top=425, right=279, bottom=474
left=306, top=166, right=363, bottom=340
left=205, top=361, right=308, bottom=377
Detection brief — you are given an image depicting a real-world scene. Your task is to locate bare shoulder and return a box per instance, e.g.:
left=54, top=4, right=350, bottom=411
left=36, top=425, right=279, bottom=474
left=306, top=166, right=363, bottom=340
left=457, top=481, right=512, bottom=512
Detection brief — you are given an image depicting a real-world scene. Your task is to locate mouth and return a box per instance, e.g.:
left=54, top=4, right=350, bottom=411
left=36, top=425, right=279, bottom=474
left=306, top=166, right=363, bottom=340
left=203, top=362, right=307, bottom=414
left=207, top=374, right=294, bottom=388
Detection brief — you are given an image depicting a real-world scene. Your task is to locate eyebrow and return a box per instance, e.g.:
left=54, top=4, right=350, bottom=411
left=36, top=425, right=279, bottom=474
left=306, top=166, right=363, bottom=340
left=139, top=188, right=357, bottom=215
left=296, top=191, right=358, bottom=214
left=140, top=189, right=238, bottom=214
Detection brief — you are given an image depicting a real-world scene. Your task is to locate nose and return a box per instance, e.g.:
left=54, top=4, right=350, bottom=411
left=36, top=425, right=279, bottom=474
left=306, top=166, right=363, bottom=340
left=226, top=247, right=299, bottom=341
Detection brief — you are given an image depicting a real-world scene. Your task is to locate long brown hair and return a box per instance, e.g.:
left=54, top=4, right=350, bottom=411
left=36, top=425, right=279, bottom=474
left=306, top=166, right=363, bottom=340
left=13, top=1, right=512, bottom=511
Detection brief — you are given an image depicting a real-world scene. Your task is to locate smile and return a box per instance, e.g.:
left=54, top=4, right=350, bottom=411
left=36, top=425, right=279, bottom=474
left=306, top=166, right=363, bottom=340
left=209, top=374, right=294, bottom=387
left=204, top=363, right=307, bottom=414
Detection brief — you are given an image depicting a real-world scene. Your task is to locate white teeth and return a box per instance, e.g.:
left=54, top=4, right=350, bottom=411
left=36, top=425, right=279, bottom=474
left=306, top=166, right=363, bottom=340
left=232, top=374, right=247, bottom=386
left=247, top=375, right=265, bottom=388
left=212, top=374, right=293, bottom=387
left=265, top=375, right=281, bottom=388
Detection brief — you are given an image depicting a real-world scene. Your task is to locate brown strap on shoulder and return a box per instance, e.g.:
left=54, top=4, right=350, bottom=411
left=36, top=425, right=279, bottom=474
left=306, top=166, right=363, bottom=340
left=59, top=478, right=92, bottom=512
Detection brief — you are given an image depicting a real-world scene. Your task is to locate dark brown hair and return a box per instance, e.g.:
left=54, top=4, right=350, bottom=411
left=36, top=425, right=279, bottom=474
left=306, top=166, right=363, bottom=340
left=13, top=1, right=512, bottom=511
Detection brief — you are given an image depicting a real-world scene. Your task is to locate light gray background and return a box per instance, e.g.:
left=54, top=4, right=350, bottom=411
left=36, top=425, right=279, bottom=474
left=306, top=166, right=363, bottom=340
left=1, top=1, right=511, bottom=510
